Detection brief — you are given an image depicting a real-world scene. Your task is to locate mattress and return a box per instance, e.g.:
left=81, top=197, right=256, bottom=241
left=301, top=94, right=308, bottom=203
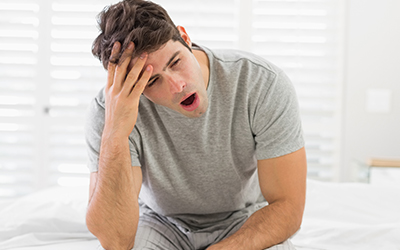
left=1, top=179, right=399, bottom=250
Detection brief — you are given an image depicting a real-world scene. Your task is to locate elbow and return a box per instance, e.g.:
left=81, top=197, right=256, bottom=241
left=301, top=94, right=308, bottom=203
left=98, top=232, right=135, bottom=250
left=292, top=213, right=303, bottom=233
left=97, top=240, right=135, bottom=250
left=98, top=240, right=135, bottom=250
left=86, top=207, right=100, bottom=236
left=86, top=210, right=136, bottom=250
left=289, top=203, right=305, bottom=236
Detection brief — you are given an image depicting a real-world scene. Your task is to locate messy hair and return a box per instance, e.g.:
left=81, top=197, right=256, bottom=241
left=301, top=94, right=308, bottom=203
left=92, top=0, right=191, bottom=70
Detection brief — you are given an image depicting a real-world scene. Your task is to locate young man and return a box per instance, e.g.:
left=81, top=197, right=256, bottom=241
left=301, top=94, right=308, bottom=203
left=85, top=0, right=307, bottom=249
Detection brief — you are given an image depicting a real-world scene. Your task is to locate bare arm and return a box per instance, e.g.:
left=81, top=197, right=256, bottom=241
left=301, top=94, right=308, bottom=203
left=208, top=147, right=307, bottom=250
left=86, top=41, right=153, bottom=250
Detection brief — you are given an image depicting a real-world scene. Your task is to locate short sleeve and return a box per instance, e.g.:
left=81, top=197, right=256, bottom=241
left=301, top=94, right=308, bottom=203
left=84, top=91, right=143, bottom=172
left=128, top=129, right=142, bottom=167
left=84, top=97, right=105, bottom=173
left=252, top=68, right=304, bottom=160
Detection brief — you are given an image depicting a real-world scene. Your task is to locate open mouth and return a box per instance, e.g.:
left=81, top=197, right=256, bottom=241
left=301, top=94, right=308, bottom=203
left=180, top=93, right=196, bottom=106
left=180, top=92, right=200, bottom=112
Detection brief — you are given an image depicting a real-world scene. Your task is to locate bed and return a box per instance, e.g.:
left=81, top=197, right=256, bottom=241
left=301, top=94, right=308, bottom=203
left=1, top=179, right=399, bottom=250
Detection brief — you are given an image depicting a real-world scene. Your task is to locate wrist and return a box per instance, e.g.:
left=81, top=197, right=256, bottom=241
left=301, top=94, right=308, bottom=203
left=100, top=127, right=131, bottom=157
left=102, top=124, right=130, bottom=141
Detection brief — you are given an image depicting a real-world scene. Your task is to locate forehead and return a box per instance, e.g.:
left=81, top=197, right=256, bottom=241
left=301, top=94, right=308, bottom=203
left=128, top=40, right=183, bottom=72
left=146, top=40, right=183, bottom=67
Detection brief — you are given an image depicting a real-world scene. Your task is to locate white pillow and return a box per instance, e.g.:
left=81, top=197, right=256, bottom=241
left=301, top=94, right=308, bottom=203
left=0, top=185, right=95, bottom=249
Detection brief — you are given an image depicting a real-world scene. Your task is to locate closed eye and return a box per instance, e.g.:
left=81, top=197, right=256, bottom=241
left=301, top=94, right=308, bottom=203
left=147, top=54, right=181, bottom=88
left=171, top=58, right=180, bottom=67
left=147, top=77, right=158, bottom=87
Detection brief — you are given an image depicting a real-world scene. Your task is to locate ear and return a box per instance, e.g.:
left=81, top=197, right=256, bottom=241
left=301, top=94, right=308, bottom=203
left=177, top=25, right=192, bottom=48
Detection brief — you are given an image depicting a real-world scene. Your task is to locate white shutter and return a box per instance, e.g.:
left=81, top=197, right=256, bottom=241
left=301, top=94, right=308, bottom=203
left=0, top=0, right=109, bottom=199
left=47, top=0, right=107, bottom=187
left=0, top=1, right=40, bottom=198
left=251, top=0, right=345, bottom=180
left=0, top=0, right=345, bottom=199
left=156, top=0, right=345, bottom=180
left=155, top=0, right=239, bottom=49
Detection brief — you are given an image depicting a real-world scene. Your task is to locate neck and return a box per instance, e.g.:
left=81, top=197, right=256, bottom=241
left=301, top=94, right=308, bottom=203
left=193, top=49, right=210, bottom=89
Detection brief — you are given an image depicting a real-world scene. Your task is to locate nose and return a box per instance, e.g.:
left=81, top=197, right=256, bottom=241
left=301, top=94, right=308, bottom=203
left=167, top=74, right=186, bottom=93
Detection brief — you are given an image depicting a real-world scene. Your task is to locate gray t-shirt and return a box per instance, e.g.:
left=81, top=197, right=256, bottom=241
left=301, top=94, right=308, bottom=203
left=85, top=45, right=304, bottom=229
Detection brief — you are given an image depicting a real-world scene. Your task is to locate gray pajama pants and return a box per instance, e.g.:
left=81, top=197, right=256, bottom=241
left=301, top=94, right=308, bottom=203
left=97, top=205, right=296, bottom=250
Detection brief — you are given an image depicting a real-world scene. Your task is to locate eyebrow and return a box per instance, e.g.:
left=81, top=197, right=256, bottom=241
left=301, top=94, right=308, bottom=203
left=148, top=50, right=181, bottom=83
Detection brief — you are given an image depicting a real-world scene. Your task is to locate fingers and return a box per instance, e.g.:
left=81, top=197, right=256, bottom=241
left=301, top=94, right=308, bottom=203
left=113, top=42, right=135, bottom=91
left=106, top=42, right=120, bottom=90
left=131, top=64, right=153, bottom=97
left=124, top=53, right=150, bottom=96
left=106, top=41, right=151, bottom=98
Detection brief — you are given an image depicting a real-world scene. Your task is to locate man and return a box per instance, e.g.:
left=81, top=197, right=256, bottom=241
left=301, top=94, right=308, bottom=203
left=85, top=0, right=307, bottom=249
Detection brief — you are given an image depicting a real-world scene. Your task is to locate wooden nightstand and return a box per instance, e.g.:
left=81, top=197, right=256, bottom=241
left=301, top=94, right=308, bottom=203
left=367, top=158, right=400, bottom=186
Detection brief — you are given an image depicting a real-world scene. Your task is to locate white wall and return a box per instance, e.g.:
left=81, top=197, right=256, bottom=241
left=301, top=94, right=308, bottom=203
left=342, top=0, right=400, bottom=180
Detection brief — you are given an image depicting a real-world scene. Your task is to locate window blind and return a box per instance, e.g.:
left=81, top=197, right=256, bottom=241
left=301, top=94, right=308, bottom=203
left=250, top=0, right=345, bottom=180
left=0, top=0, right=108, bottom=199
left=156, top=0, right=238, bottom=49
left=157, top=0, right=345, bottom=180
left=0, top=1, right=39, bottom=198
left=0, top=0, right=344, bottom=199
left=47, top=0, right=107, bottom=189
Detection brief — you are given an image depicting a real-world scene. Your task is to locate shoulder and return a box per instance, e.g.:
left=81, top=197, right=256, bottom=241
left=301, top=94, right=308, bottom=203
left=92, top=87, right=106, bottom=110
left=199, top=46, right=292, bottom=99
left=85, top=88, right=106, bottom=132
left=200, top=45, right=283, bottom=78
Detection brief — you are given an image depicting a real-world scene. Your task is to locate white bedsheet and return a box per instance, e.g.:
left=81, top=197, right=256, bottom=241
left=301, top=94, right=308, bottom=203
left=0, top=185, right=97, bottom=250
left=292, top=180, right=400, bottom=250
left=0, top=179, right=399, bottom=250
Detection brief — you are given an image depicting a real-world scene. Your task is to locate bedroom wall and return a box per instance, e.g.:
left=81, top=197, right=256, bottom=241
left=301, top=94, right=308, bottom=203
left=342, top=0, right=400, bottom=181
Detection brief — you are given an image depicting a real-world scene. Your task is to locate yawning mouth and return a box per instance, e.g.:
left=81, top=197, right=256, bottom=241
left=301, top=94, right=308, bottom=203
left=180, top=93, right=196, bottom=106
left=179, top=92, right=200, bottom=112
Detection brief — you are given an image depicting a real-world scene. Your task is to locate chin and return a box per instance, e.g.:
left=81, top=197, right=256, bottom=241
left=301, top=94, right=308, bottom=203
left=184, top=112, right=205, bottom=119
left=184, top=101, right=209, bottom=118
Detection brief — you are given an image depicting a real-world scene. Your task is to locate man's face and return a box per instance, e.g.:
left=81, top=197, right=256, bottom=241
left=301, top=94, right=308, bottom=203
left=131, top=40, right=209, bottom=118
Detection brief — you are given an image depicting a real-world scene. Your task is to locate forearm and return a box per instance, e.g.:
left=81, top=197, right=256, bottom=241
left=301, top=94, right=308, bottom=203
left=85, top=41, right=151, bottom=250
left=86, top=131, right=140, bottom=249
left=208, top=200, right=302, bottom=250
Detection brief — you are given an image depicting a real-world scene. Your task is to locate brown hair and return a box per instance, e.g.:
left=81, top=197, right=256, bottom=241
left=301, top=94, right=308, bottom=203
left=92, top=0, right=191, bottom=70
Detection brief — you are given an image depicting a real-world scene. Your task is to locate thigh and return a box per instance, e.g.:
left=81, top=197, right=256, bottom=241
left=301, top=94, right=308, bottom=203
left=265, top=239, right=296, bottom=250
left=96, top=210, right=193, bottom=250
left=132, top=209, right=193, bottom=250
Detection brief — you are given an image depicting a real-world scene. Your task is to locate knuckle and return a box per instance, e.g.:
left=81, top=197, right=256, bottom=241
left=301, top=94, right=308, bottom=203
left=118, top=56, right=131, bottom=68
left=125, top=75, right=138, bottom=86
left=109, top=52, right=120, bottom=64
left=109, top=58, right=119, bottom=65
left=107, top=62, right=115, bottom=71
